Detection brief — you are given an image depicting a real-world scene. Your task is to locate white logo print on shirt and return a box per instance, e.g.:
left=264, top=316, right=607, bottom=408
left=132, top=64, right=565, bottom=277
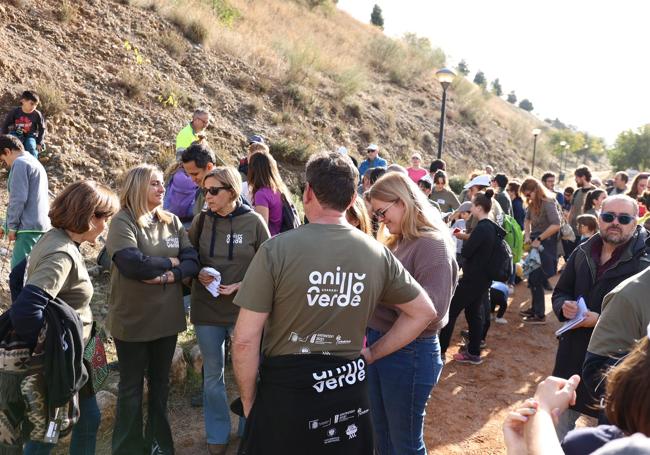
left=225, top=233, right=243, bottom=244
left=307, top=266, right=366, bottom=307
left=165, top=236, right=179, bottom=248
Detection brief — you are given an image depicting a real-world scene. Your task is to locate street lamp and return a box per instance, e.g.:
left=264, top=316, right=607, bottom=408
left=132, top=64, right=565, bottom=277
left=435, top=68, right=455, bottom=159
left=531, top=128, right=541, bottom=176
left=559, top=141, right=567, bottom=180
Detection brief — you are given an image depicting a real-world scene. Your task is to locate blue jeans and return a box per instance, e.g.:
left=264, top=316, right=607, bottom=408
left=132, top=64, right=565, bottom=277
left=10, top=131, right=38, bottom=157
left=24, top=394, right=101, bottom=454
left=529, top=234, right=558, bottom=317
left=366, top=328, right=443, bottom=455
left=195, top=325, right=245, bottom=444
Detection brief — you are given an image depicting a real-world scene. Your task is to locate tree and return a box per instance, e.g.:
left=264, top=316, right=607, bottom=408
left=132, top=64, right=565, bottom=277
left=507, top=91, right=517, bottom=104
left=370, top=4, right=384, bottom=29
left=457, top=59, right=469, bottom=76
left=491, top=78, right=503, bottom=96
left=609, top=124, right=650, bottom=170
left=473, top=70, right=486, bottom=88
left=519, top=98, right=534, bottom=112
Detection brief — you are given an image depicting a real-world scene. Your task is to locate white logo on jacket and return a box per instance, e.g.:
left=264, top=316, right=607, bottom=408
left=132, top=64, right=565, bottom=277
left=166, top=236, right=179, bottom=248
left=307, top=266, right=366, bottom=308
left=225, top=233, right=243, bottom=244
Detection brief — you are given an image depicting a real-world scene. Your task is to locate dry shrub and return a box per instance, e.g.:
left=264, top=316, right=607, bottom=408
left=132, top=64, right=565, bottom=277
left=33, top=82, right=68, bottom=117
left=269, top=139, right=311, bottom=165
left=55, top=0, right=77, bottom=22
left=167, top=5, right=213, bottom=45
left=113, top=70, right=145, bottom=99
left=160, top=31, right=186, bottom=58
left=7, top=0, right=29, bottom=6
left=452, top=77, right=489, bottom=127
left=335, top=67, right=366, bottom=99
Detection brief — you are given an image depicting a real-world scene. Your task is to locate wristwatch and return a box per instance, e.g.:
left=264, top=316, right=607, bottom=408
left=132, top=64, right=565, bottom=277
left=536, top=236, right=542, bottom=242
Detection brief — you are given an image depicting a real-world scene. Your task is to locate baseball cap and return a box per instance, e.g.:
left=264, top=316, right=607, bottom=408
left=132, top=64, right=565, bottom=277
left=457, top=201, right=473, bottom=213
left=463, top=174, right=492, bottom=190
left=367, top=143, right=379, bottom=151
left=337, top=146, right=348, bottom=155
left=247, top=134, right=265, bottom=145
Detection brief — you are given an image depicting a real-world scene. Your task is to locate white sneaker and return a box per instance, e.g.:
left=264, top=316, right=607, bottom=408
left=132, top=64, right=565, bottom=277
left=508, top=285, right=515, bottom=295
left=495, top=317, right=508, bottom=324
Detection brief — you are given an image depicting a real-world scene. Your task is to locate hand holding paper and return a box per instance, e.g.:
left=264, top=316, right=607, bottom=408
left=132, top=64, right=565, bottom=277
left=200, top=267, right=222, bottom=298
left=555, top=296, right=588, bottom=336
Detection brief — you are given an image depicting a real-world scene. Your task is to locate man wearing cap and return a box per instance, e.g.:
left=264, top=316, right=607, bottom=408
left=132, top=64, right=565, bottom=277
left=358, top=144, right=387, bottom=183
left=176, top=108, right=211, bottom=155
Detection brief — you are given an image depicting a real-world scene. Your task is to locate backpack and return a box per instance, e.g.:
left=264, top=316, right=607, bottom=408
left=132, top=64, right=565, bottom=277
left=489, top=226, right=514, bottom=282
left=279, top=193, right=301, bottom=232
left=502, top=214, right=524, bottom=263
left=164, top=170, right=196, bottom=220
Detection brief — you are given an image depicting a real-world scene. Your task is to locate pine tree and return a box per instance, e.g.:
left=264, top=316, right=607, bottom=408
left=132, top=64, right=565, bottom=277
left=519, top=99, right=534, bottom=112
left=491, top=78, right=503, bottom=96
left=473, top=70, right=486, bottom=88
left=370, top=5, right=384, bottom=30
left=507, top=91, right=517, bottom=104
left=457, top=59, right=469, bottom=76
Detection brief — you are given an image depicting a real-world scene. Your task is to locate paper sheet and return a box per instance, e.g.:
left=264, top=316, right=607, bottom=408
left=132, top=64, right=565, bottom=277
left=201, top=267, right=222, bottom=298
left=555, top=296, right=588, bottom=336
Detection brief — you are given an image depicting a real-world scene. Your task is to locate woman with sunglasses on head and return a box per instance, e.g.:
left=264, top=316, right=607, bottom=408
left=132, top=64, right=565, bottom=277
left=367, top=173, right=458, bottom=454
left=11, top=181, right=118, bottom=455
left=519, top=178, right=561, bottom=324
left=247, top=152, right=291, bottom=236
left=106, top=164, right=200, bottom=455
left=439, top=189, right=503, bottom=365
left=188, top=167, right=270, bottom=455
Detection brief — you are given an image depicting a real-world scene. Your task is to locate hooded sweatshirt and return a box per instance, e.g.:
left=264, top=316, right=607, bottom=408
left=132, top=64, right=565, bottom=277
left=189, top=204, right=271, bottom=326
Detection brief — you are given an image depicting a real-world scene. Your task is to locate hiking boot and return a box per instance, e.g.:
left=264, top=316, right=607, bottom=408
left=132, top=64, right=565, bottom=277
left=495, top=317, right=508, bottom=324
left=523, top=315, right=546, bottom=325
left=460, top=330, right=487, bottom=349
left=453, top=351, right=483, bottom=365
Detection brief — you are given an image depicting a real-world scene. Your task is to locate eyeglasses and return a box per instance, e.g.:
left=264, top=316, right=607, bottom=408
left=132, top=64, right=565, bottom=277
left=367, top=150, right=377, bottom=154
left=196, top=117, right=210, bottom=125
left=203, top=186, right=231, bottom=196
left=373, top=200, right=397, bottom=220
left=600, top=212, right=635, bottom=225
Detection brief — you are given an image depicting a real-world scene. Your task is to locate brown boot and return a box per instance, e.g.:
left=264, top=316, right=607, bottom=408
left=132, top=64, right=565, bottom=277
left=207, top=443, right=228, bottom=455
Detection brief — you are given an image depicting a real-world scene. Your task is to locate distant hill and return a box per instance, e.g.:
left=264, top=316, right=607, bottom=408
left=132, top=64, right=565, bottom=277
left=0, top=0, right=579, bottom=190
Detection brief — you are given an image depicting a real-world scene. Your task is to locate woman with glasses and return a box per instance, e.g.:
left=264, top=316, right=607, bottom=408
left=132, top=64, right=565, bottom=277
left=519, top=178, right=561, bottom=324
left=367, top=172, right=457, bottom=454
left=247, top=152, right=292, bottom=236
left=188, top=167, right=270, bottom=455
left=14, top=181, right=119, bottom=455
left=106, top=164, right=199, bottom=454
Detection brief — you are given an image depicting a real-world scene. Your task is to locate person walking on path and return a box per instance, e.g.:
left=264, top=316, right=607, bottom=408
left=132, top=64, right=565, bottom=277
left=106, top=164, right=199, bottom=455
left=0, top=134, right=50, bottom=269
left=188, top=167, right=270, bottom=455
left=231, top=152, right=435, bottom=454
left=519, top=178, right=561, bottom=324
left=367, top=172, right=458, bottom=454
left=550, top=194, right=648, bottom=440
left=440, top=189, right=503, bottom=365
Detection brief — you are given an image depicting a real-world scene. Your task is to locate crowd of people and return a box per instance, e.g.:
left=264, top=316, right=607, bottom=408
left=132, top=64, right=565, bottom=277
left=1, top=91, right=650, bottom=455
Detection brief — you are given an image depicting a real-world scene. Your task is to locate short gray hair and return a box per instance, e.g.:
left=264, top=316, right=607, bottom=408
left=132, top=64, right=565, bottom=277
left=193, top=108, right=210, bottom=119
left=601, top=194, right=638, bottom=216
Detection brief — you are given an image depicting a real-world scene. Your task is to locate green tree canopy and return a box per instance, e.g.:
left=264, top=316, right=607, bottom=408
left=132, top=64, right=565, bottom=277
left=609, top=124, right=650, bottom=171
left=506, top=91, right=517, bottom=104
left=457, top=59, right=469, bottom=76
left=519, top=98, right=533, bottom=112
left=370, top=4, right=384, bottom=29
left=473, top=70, right=486, bottom=88
left=491, top=78, right=503, bottom=96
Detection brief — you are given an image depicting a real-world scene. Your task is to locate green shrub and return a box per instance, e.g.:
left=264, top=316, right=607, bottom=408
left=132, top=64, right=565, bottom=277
left=448, top=176, right=466, bottom=196
left=335, top=67, right=366, bottom=99
left=207, top=0, right=240, bottom=26
left=269, top=140, right=311, bottom=164
left=33, top=82, right=68, bottom=117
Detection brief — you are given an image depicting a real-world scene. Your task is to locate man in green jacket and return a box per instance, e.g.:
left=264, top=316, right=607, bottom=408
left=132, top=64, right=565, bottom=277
left=176, top=108, right=210, bottom=156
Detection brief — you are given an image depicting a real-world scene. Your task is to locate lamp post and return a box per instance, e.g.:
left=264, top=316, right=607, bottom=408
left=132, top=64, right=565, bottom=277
left=559, top=141, right=567, bottom=181
left=435, top=68, right=455, bottom=159
left=531, top=128, right=541, bottom=176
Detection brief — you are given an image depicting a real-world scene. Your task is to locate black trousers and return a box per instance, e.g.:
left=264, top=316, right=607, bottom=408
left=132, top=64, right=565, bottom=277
left=112, top=335, right=178, bottom=455
left=490, top=289, right=508, bottom=319
left=440, top=277, right=491, bottom=356
left=529, top=234, right=558, bottom=318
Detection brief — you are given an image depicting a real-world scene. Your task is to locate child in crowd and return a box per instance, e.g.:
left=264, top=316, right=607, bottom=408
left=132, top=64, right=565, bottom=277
left=449, top=201, right=472, bottom=269
left=576, top=213, right=598, bottom=244
left=1, top=91, right=46, bottom=158
left=490, top=281, right=509, bottom=324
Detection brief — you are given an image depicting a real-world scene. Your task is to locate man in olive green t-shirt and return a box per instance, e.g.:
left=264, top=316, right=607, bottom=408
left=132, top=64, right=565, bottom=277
left=231, top=152, right=435, bottom=453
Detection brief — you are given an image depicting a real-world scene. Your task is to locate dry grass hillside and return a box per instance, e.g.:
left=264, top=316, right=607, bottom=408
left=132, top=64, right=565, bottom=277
left=0, top=0, right=563, bottom=190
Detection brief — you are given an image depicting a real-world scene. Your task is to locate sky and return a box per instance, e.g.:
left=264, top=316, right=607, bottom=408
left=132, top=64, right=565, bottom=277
left=337, top=0, right=650, bottom=145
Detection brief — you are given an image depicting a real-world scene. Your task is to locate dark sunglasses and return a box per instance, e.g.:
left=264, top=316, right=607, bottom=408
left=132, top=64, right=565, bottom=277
left=600, top=212, right=634, bottom=225
left=203, top=186, right=231, bottom=196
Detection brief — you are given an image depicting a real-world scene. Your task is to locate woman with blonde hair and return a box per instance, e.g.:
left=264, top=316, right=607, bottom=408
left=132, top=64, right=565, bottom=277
left=188, top=166, right=270, bottom=455
left=106, top=164, right=199, bottom=454
left=519, top=177, right=561, bottom=324
left=247, top=152, right=292, bottom=236
left=346, top=196, right=372, bottom=235
left=367, top=172, right=458, bottom=454
left=12, top=180, right=119, bottom=454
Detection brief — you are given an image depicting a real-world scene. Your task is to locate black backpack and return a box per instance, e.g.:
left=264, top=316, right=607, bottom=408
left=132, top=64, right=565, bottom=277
left=280, top=194, right=301, bottom=232
left=489, top=227, right=514, bottom=282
